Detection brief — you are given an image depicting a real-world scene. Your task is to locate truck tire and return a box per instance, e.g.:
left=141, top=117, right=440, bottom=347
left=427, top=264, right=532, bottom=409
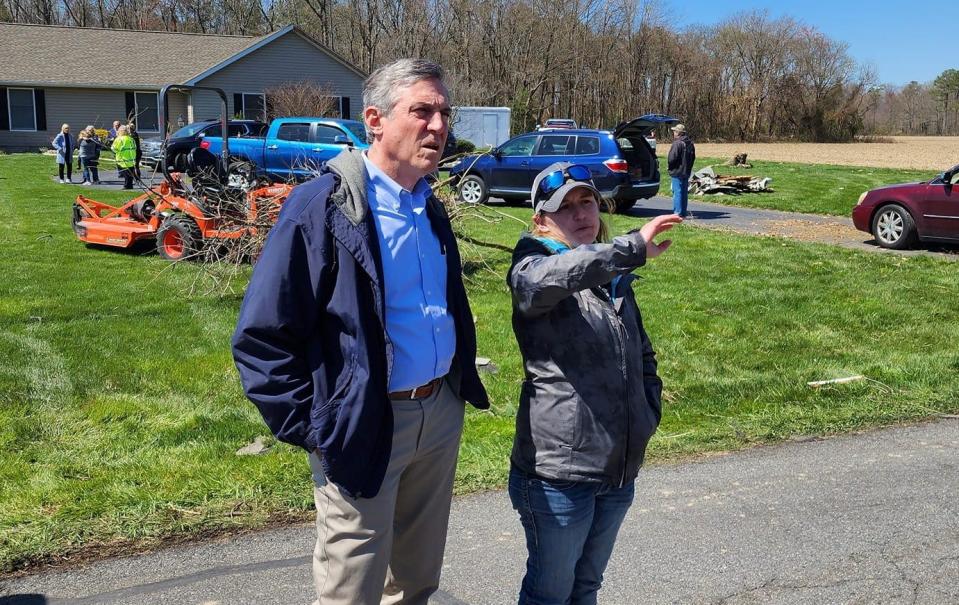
left=156, top=214, right=203, bottom=261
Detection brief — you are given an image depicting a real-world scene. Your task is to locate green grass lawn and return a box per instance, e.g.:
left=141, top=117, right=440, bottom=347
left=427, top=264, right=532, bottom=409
left=658, top=156, right=936, bottom=216
left=2, top=153, right=958, bottom=574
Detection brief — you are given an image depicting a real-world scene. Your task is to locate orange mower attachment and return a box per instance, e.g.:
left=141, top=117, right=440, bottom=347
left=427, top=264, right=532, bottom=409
left=72, top=178, right=294, bottom=261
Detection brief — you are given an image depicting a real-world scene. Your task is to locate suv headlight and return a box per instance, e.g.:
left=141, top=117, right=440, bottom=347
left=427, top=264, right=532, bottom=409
left=857, top=192, right=868, bottom=205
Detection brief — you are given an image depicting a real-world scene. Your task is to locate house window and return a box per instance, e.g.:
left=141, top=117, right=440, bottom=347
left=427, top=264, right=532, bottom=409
left=134, top=91, right=159, bottom=132
left=8, top=88, right=36, bottom=131
left=240, top=93, right=266, bottom=121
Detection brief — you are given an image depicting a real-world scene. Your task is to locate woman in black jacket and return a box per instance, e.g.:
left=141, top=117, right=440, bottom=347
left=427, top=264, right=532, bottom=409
left=507, top=162, right=681, bottom=605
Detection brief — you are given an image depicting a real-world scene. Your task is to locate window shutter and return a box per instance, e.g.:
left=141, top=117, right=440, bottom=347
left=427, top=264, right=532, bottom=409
left=34, top=89, right=46, bottom=131
left=125, top=92, right=135, bottom=122
left=340, top=97, right=350, bottom=120
left=233, top=93, right=243, bottom=118
left=0, top=88, right=8, bottom=130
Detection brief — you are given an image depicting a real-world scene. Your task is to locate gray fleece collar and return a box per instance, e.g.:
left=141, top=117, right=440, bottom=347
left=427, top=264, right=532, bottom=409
left=326, top=147, right=370, bottom=226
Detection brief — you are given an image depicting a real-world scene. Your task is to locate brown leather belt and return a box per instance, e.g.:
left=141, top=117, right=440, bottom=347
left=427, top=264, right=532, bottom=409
left=389, top=377, right=443, bottom=400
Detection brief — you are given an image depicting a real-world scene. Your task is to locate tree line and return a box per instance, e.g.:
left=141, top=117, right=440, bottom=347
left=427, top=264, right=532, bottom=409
left=864, top=70, right=959, bottom=136
left=3, top=0, right=950, bottom=141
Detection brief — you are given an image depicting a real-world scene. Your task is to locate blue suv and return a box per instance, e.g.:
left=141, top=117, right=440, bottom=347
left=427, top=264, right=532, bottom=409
left=448, top=114, right=678, bottom=213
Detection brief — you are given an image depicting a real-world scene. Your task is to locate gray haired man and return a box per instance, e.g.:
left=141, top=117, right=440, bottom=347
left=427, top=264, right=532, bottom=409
left=231, top=59, right=489, bottom=604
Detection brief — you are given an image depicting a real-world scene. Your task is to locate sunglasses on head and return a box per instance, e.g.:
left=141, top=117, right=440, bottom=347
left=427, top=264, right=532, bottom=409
left=537, top=164, right=593, bottom=202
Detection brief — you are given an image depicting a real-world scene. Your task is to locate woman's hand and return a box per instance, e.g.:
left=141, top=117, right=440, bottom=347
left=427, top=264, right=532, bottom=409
left=635, top=214, right=683, bottom=258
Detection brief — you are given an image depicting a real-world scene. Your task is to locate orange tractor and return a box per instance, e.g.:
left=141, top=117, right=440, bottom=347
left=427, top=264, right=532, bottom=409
left=72, top=85, right=293, bottom=261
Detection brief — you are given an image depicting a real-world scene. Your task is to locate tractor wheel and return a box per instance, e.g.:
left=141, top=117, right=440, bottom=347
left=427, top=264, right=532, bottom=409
left=156, top=214, right=203, bottom=261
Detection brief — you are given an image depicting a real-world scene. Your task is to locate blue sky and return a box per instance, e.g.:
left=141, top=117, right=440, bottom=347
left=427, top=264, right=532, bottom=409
left=667, top=0, right=953, bottom=87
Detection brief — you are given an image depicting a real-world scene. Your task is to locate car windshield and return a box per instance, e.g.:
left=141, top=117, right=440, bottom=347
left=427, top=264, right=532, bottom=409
left=170, top=123, right=211, bottom=138
left=342, top=121, right=367, bottom=142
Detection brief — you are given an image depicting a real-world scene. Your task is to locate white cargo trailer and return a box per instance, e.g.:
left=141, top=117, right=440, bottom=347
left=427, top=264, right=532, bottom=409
left=452, top=107, right=511, bottom=149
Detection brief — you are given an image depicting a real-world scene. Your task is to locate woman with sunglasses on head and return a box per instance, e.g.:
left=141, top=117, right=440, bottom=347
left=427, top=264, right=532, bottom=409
left=507, top=162, right=681, bottom=605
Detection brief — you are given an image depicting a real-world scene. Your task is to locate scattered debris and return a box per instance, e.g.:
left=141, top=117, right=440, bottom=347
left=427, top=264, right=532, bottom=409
left=236, top=436, right=272, bottom=456
left=689, top=166, right=772, bottom=195
left=475, top=357, right=499, bottom=374
left=807, top=375, right=865, bottom=388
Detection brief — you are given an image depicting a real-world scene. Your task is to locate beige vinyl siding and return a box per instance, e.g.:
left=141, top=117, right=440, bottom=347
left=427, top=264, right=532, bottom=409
left=0, top=87, right=126, bottom=151
left=192, top=32, right=364, bottom=122
left=164, top=91, right=190, bottom=134
left=0, top=88, right=193, bottom=150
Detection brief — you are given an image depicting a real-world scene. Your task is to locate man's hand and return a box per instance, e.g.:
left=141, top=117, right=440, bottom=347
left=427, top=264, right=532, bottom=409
left=634, top=214, right=683, bottom=259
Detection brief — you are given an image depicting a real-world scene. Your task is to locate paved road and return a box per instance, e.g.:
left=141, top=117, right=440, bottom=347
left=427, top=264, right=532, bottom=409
left=3, top=418, right=957, bottom=605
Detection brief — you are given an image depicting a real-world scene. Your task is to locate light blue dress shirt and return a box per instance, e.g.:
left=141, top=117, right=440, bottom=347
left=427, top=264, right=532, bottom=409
left=363, top=154, right=455, bottom=391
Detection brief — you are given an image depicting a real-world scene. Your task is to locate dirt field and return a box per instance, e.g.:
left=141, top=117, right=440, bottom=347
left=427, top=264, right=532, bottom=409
left=692, top=136, right=959, bottom=171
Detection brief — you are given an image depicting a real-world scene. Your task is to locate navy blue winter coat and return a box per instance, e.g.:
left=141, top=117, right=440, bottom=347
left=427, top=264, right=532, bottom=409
left=231, top=148, right=489, bottom=498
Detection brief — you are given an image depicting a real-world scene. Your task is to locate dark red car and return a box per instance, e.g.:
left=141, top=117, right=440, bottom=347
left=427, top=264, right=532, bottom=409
left=852, top=164, right=959, bottom=249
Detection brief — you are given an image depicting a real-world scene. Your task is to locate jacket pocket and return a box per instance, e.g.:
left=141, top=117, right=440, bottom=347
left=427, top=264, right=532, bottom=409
left=316, top=351, right=357, bottom=419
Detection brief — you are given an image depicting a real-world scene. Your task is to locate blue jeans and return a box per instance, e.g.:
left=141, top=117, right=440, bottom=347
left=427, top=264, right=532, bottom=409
left=81, top=159, right=99, bottom=183
left=671, top=176, right=689, bottom=216
left=508, top=467, right=635, bottom=605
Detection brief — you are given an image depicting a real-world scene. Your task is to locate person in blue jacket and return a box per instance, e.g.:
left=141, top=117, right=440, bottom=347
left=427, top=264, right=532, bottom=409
left=232, top=59, right=489, bottom=604
left=52, top=123, right=74, bottom=183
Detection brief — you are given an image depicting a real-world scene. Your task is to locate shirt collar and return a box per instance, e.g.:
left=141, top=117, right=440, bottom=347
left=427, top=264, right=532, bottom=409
left=363, top=152, right=432, bottom=206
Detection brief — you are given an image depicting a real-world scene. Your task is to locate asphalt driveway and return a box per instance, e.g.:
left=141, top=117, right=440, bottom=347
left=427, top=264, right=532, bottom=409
left=3, top=418, right=957, bottom=604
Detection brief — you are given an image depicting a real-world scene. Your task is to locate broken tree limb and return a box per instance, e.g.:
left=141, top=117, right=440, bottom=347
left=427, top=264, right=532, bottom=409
left=807, top=375, right=865, bottom=388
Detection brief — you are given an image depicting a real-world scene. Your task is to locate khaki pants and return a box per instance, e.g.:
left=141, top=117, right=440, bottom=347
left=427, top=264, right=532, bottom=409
left=309, top=378, right=465, bottom=605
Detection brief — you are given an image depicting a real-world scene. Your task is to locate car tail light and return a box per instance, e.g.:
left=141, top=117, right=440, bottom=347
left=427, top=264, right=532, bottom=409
left=604, top=158, right=629, bottom=173
left=200, top=140, right=211, bottom=150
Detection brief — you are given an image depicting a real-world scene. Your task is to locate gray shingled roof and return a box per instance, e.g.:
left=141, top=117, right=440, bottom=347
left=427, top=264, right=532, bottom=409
left=0, top=23, right=270, bottom=88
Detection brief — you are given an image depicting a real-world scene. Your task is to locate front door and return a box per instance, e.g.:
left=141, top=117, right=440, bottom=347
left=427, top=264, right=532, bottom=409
left=489, top=135, right=538, bottom=195
left=920, top=177, right=959, bottom=239
left=309, top=124, right=351, bottom=165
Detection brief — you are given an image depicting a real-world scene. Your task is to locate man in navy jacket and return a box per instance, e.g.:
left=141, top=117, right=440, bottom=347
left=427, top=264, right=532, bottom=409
left=232, top=59, right=489, bottom=604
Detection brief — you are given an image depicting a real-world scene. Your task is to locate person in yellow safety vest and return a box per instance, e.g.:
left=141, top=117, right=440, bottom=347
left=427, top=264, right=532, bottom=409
left=111, top=125, right=137, bottom=190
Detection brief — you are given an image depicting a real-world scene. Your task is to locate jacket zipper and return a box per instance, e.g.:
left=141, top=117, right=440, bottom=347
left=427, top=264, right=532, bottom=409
left=597, top=287, right=630, bottom=488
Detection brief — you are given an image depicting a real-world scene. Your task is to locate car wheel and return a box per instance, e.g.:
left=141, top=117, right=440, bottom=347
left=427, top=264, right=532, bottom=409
left=613, top=198, right=635, bottom=213
left=458, top=175, right=488, bottom=204
left=872, top=204, right=917, bottom=250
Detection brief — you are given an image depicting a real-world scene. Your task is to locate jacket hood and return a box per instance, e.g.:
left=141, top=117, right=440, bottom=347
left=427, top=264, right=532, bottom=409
left=325, top=147, right=370, bottom=226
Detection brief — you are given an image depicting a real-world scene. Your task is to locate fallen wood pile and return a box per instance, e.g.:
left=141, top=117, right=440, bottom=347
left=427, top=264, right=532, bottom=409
left=689, top=166, right=772, bottom=195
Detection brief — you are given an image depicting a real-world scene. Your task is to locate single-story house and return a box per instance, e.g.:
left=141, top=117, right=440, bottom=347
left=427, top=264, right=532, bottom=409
left=0, top=22, right=367, bottom=151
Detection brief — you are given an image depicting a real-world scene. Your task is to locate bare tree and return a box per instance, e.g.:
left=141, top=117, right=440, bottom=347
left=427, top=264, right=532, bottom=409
left=264, top=80, right=340, bottom=119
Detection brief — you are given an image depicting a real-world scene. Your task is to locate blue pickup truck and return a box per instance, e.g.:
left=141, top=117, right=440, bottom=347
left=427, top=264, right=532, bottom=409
left=202, top=117, right=369, bottom=181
